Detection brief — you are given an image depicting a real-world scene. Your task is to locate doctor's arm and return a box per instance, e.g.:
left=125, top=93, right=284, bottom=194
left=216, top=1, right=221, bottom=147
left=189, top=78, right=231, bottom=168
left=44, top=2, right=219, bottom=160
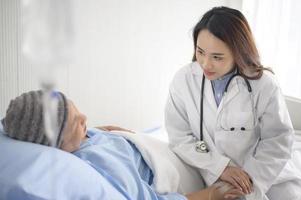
left=242, top=88, right=294, bottom=197
left=165, top=89, right=230, bottom=186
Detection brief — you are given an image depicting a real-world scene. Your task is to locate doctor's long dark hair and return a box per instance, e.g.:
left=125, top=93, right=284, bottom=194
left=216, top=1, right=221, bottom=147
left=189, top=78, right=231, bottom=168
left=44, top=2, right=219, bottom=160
left=192, top=6, right=272, bottom=79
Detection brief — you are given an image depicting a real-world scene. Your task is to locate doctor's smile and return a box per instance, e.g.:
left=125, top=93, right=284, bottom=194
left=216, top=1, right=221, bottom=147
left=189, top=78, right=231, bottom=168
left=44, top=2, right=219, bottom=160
left=203, top=69, right=216, bottom=77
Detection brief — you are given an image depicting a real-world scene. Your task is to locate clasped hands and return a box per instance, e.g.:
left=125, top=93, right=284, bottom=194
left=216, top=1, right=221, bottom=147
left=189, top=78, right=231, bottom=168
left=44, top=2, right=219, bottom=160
left=216, top=166, right=253, bottom=200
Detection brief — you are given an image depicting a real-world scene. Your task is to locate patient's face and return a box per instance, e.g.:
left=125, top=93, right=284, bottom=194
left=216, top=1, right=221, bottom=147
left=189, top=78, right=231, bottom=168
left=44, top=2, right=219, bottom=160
left=60, top=100, right=87, bottom=152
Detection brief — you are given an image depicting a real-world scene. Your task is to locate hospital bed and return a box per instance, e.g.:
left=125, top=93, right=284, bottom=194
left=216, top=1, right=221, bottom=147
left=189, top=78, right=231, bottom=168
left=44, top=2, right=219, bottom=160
left=285, top=96, right=301, bottom=131
left=0, top=96, right=300, bottom=199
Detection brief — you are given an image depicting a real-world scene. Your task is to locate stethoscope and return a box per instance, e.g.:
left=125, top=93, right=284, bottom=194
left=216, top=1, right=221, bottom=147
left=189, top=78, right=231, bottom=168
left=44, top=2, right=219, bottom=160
left=195, top=71, right=253, bottom=153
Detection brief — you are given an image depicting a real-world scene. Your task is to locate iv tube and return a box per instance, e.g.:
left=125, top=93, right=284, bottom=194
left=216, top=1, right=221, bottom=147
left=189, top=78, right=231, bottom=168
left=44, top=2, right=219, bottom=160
left=22, top=0, right=74, bottom=146
left=21, top=0, right=74, bottom=198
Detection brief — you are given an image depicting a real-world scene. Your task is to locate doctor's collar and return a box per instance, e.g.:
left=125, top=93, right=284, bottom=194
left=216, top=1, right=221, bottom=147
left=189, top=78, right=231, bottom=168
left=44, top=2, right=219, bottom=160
left=216, top=68, right=237, bottom=81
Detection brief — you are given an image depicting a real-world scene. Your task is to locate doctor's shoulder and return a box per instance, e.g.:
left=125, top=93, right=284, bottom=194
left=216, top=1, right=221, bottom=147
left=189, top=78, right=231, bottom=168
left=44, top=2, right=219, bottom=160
left=169, top=62, right=198, bottom=91
left=249, top=69, right=284, bottom=111
left=250, top=69, right=280, bottom=94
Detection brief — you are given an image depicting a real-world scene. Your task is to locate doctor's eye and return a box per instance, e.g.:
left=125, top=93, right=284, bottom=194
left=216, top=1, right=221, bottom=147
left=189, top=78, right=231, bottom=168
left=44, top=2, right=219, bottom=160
left=197, top=51, right=204, bottom=56
left=197, top=50, right=205, bottom=56
left=213, top=56, right=223, bottom=61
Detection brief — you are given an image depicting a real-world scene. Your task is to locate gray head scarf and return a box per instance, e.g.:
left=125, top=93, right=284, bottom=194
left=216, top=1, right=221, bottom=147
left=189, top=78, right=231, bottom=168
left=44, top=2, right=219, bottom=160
left=1, top=90, right=68, bottom=147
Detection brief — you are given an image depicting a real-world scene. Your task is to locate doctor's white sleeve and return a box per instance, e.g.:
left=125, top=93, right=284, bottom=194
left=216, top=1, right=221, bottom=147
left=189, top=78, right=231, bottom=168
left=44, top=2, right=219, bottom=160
left=243, top=87, right=294, bottom=198
left=165, top=89, right=230, bottom=186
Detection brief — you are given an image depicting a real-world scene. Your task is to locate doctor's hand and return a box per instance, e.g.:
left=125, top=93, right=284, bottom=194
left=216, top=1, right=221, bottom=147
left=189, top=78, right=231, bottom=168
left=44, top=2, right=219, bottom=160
left=219, top=166, right=253, bottom=195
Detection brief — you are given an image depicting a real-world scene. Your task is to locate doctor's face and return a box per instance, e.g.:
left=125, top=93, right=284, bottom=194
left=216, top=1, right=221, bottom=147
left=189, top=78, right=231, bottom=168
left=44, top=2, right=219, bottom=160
left=60, top=100, right=87, bottom=152
left=195, top=29, right=235, bottom=80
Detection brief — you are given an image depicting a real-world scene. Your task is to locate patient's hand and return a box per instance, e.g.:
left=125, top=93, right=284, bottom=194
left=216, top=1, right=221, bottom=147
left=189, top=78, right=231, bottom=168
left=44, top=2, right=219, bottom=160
left=95, top=125, right=135, bottom=133
left=213, top=181, right=245, bottom=200
left=185, top=182, right=244, bottom=200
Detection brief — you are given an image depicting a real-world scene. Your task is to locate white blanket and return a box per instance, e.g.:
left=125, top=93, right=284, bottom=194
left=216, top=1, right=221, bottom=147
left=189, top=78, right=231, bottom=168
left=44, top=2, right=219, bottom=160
left=110, top=131, right=205, bottom=195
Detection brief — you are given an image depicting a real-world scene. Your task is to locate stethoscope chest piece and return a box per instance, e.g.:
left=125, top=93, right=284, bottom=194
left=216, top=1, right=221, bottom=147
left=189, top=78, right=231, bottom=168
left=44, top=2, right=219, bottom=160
left=195, top=140, right=208, bottom=153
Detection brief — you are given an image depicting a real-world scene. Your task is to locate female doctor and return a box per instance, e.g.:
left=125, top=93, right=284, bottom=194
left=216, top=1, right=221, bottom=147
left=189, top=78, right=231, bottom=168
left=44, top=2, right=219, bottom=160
left=165, top=6, right=301, bottom=200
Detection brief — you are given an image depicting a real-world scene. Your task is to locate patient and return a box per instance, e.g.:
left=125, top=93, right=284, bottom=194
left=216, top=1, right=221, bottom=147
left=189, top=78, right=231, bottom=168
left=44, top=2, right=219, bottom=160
left=1, top=90, right=244, bottom=200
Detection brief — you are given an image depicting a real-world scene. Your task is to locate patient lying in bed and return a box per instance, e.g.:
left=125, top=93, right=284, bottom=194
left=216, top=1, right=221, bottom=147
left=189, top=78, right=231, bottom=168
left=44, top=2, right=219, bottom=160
left=1, top=90, right=244, bottom=200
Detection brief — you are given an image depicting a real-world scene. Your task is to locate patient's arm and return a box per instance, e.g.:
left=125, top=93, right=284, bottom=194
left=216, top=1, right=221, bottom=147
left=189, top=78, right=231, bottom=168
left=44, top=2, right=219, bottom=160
left=185, top=182, right=244, bottom=200
left=185, top=187, right=211, bottom=200
left=96, top=125, right=135, bottom=133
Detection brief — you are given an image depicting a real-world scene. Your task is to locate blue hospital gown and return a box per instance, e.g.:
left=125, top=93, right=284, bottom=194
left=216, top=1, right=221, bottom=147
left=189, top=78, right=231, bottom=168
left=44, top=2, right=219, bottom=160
left=73, top=129, right=186, bottom=200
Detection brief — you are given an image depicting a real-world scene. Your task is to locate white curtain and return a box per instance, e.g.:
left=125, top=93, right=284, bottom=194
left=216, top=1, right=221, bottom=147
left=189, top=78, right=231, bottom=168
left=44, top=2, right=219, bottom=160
left=242, top=0, right=301, bottom=98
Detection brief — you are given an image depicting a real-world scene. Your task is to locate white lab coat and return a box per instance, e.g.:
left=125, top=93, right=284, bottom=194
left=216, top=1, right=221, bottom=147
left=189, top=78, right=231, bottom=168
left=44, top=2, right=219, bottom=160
left=165, top=62, right=301, bottom=200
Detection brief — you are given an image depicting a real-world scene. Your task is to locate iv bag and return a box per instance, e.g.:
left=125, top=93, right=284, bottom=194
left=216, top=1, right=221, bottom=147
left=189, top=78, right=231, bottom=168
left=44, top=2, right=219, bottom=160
left=22, top=0, right=74, bottom=65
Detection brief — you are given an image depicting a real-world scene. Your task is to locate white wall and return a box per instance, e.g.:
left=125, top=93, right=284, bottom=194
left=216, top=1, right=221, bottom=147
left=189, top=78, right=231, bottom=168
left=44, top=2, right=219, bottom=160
left=242, top=0, right=301, bottom=99
left=0, top=0, right=242, bottom=131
